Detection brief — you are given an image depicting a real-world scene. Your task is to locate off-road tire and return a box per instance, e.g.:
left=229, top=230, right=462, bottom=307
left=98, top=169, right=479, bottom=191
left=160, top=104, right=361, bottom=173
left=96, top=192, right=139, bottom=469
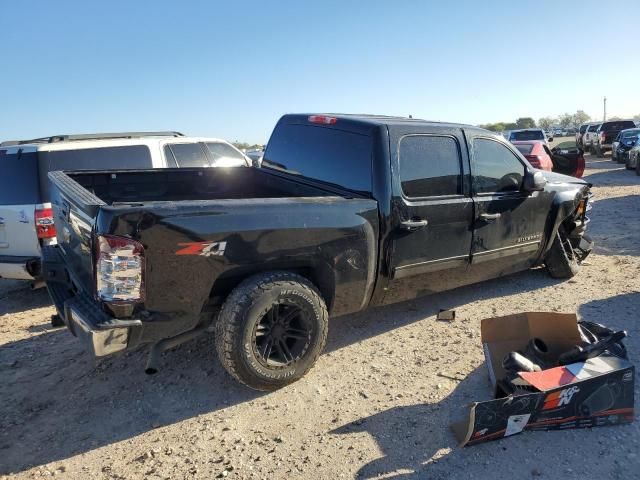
left=545, top=229, right=580, bottom=279
left=214, top=271, right=328, bottom=391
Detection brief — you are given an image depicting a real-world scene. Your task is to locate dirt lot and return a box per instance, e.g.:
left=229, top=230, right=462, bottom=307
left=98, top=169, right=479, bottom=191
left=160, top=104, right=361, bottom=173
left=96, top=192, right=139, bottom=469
left=1, top=148, right=639, bottom=480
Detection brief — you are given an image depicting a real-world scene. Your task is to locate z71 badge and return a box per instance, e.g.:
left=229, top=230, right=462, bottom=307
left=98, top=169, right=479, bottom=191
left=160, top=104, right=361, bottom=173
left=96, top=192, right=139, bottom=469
left=175, top=241, right=227, bottom=257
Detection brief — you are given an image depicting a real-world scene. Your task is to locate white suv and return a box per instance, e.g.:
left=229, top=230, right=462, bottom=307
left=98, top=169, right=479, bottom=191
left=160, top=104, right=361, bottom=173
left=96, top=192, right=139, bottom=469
left=0, top=132, right=248, bottom=282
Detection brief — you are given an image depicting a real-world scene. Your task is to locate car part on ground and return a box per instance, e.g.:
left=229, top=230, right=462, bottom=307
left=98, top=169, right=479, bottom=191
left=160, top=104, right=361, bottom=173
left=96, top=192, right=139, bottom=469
left=454, top=313, right=634, bottom=447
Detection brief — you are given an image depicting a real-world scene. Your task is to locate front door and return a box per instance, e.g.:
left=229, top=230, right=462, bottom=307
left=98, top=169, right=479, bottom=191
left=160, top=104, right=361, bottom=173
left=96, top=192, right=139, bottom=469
left=465, top=134, right=552, bottom=282
left=383, top=127, right=474, bottom=304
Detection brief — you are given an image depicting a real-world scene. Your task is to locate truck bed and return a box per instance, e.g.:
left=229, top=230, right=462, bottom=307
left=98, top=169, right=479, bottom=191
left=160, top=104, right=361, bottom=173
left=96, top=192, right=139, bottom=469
left=59, top=166, right=343, bottom=205
left=46, top=167, right=380, bottom=340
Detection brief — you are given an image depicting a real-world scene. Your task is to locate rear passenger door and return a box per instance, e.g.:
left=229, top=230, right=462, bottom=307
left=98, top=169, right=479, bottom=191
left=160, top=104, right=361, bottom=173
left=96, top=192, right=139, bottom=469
left=384, top=127, right=474, bottom=302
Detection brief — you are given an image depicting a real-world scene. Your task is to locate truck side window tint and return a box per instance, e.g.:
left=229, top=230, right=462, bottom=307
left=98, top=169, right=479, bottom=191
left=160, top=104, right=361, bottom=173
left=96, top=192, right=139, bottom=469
left=473, top=139, right=525, bottom=193
left=164, top=145, right=178, bottom=167
left=399, top=135, right=461, bottom=197
left=168, top=143, right=210, bottom=168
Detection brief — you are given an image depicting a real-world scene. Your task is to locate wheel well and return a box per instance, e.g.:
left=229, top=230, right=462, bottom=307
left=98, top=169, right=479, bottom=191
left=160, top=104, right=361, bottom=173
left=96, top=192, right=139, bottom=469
left=208, top=266, right=335, bottom=311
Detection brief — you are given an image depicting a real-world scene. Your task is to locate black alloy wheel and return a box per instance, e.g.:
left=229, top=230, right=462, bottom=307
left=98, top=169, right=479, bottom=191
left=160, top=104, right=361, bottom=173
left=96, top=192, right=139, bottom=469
left=253, top=302, right=312, bottom=368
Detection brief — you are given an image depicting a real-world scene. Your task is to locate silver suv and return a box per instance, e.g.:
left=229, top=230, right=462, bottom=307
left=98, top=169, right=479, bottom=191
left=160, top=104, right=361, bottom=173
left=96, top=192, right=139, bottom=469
left=0, top=131, right=248, bottom=282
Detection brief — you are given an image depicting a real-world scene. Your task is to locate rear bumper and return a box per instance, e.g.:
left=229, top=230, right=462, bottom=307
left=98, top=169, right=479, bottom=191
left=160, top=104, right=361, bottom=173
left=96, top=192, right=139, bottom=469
left=0, top=255, right=39, bottom=280
left=42, top=246, right=141, bottom=357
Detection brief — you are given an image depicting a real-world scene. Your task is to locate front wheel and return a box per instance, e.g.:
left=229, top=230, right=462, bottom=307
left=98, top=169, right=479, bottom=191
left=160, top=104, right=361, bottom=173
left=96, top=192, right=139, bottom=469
left=636, top=155, right=640, bottom=176
left=215, top=271, right=328, bottom=391
left=545, top=228, right=580, bottom=279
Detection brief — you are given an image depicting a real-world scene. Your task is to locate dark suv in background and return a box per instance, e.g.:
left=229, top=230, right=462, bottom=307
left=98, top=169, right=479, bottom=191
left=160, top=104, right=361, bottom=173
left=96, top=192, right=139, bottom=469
left=594, top=120, right=637, bottom=157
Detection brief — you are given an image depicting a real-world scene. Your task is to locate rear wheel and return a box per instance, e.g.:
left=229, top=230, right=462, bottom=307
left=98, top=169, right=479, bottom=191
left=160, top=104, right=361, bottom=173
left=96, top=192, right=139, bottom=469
left=215, top=271, right=328, bottom=391
left=545, top=228, right=580, bottom=279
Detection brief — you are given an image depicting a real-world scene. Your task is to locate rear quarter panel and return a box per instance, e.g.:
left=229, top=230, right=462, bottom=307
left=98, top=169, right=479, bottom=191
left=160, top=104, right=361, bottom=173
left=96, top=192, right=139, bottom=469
left=98, top=197, right=379, bottom=331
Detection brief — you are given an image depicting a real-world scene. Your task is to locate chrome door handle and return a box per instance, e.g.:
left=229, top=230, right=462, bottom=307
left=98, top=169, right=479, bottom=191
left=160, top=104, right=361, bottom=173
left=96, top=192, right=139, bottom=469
left=479, top=213, right=501, bottom=220
left=400, top=219, right=429, bottom=231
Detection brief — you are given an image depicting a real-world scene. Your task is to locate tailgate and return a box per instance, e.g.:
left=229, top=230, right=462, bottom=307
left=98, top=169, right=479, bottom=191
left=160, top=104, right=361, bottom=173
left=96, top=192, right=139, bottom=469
left=48, top=171, right=105, bottom=293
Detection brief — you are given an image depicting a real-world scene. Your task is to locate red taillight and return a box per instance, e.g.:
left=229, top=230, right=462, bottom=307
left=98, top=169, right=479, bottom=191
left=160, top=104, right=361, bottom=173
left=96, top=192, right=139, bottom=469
left=95, top=235, right=145, bottom=303
left=575, top=154, right=585, bottom=178
left=35, top=207, right=56, bottom=239
left=599, top=132, right=605, bottom=141
left=308, top=115, right=337, bottom=125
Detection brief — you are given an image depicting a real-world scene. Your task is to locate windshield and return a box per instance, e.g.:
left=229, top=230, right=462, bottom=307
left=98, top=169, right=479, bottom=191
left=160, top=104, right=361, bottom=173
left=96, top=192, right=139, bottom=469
left=514, top=144, right=534, bottom=155
left=205, top=142, right=247, bottom=167
left=509, top=130, right=544, bottom=141
left=622, top=129, right=640, bottom=138
left=601, top=121, right=636, bottom=131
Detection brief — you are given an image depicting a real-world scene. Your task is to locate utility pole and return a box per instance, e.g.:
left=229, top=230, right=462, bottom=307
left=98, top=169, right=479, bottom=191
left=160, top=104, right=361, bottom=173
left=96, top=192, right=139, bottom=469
left=603, top=96, right=607, bottom=121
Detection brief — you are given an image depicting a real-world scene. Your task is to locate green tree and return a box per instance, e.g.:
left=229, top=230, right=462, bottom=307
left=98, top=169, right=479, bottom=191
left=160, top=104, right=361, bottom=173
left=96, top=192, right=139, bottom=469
left=504, top=122, right=518, bottom=130
left=538, top=117, right=555, bottom=131
left=515, top=117, right=536, bottom=129
left=572, top=110, right=590, bottom=127
left=558, top=113, right=574, bottom=128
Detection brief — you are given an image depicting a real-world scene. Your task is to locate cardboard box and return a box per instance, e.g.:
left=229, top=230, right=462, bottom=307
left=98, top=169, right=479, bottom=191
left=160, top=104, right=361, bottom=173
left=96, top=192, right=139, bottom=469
left=452, top=312, right=635, bottom=447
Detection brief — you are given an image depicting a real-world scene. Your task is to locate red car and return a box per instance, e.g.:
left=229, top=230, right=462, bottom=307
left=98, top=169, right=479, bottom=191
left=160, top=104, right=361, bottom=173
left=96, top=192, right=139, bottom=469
left=512, top=140, right=554, bottom=171
left=512, top=140, right=585, bottom=178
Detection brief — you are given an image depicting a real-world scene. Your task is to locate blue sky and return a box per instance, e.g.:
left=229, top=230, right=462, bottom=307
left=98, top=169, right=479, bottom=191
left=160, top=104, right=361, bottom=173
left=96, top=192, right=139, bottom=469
left=2, top=0, right=637, bottom=144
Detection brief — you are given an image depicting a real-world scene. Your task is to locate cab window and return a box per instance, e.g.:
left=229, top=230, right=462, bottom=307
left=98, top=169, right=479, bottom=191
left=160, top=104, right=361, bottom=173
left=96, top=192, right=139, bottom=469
left=166, top=143, right=209, bottom=167
left=398, top=135, right=462, bottom=197
left=473, top=138, right=525, bottom=194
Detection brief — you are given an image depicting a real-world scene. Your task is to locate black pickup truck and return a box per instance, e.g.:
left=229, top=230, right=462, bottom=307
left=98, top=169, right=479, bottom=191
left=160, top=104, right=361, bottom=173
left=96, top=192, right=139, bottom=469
left=43, top=114, right=593, bottom=390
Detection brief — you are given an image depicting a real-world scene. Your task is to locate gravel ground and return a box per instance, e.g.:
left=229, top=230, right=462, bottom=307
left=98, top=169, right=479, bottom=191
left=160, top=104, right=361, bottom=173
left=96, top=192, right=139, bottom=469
left=1, top=149, right=639, bottom=480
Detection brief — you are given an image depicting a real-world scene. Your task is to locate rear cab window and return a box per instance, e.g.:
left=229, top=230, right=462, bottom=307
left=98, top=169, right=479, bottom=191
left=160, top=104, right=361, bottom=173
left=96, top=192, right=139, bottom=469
left=509, top=130, right=544, bottom=141
left=514, top=144, right=534, bottom=155
left=0, top=150, right=41, bottom=205
left=398, top=135, right=462, bottom=197
left=263, top=123, right=372, bottom=193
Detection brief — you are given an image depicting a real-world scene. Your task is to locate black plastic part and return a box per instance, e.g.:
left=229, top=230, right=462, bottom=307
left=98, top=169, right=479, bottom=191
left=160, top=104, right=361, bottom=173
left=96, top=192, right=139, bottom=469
left=558, top=330, right=628, bottom=365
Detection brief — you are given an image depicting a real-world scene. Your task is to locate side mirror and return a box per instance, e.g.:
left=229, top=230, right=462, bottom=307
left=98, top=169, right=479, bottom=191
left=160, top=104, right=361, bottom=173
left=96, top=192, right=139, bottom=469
left=523, top=171, right=547, bottom=192
left=548, top=137, right=554, bottom=142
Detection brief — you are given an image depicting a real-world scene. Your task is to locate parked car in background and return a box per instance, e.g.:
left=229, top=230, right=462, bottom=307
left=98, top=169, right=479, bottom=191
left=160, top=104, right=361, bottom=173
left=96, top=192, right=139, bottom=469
left=0, top=132, right=248, bottom=282
left=512, top=141, right=554, bottom=171
left=42, top=113, right=593, bottom=391
left=627, top=141, right=640, bottom=172
left=549, top=141, right=586, bottom=178
left=508, top=129, right=552, bottom=144
left=584, top=123, right=602, bottom=153
left=612, top=128, right=640, bottom=163
left=593, top=120, right=636, bottom=157
left=576, top=123, right=591, bottom=149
